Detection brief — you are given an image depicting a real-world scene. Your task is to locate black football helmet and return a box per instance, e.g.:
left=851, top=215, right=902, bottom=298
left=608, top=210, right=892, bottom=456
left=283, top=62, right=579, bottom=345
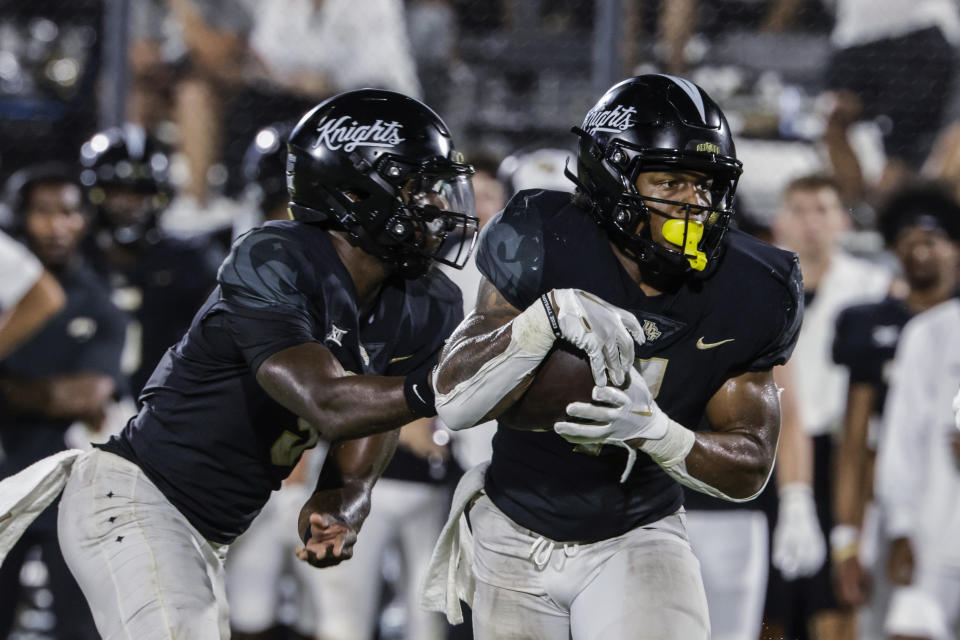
left=569, top=74, right=743, bottom=279
left=287, top=89, right=478, bottom=279
left=241, top=122, right=292, bottom=219
left=79, top=125, right=172, bottom=245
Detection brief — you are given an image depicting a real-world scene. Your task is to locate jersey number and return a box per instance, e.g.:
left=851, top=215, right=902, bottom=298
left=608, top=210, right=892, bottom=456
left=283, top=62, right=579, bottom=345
left=270, top=419, right=320, bottom=467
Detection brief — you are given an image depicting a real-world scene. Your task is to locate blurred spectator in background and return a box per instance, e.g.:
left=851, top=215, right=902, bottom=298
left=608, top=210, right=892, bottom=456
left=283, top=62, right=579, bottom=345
left=0, top=227, right=65, bottom=359
left=628, top=0, right=831, bottom=75
left=231, top=121, right=295, bottom=239
left=131, top=0, right=255, bottom=217
left=831, top=184, right=960, bottom=640
left=496, top=146, right=575, bottom=196
left=766, top=174, right=891, bottom=640
left=407, top=0, right=458, bottom=112
left=80, top=125, right=223, bottom=399
left=0, top=0, right=102, bottom=182
left=820, top=0, right=960, bottom=206
left=875, top=285, right=960, bottom=640
left=0, top=164, right=126, bottom=640
left=250, top=0, right=420, bottom=99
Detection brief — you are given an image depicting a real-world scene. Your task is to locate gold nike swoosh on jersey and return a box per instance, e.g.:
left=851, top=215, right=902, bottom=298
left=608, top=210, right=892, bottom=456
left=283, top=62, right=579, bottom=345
left=696, top=337, right=736, bottom=350
left=389, top=354, right=415, bottom=363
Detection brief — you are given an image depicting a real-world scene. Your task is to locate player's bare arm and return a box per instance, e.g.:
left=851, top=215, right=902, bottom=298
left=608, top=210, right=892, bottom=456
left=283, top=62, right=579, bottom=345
left=296, top=430, right=400, bottom=568
left=435, top=277, right=644, bottom=430
left=831, top=382, right=875, bottom=605
left=680, top=369, right=780, bottom=499
left=256, top=341, right=420, bottom=442
left=0, top=373, right=116, bottom=425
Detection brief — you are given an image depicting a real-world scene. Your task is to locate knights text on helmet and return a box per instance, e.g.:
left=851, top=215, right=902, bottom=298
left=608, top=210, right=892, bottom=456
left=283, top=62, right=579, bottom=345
left=313, top=116, right=406, bottom=152
left=582, top=105, right=637, bottom=135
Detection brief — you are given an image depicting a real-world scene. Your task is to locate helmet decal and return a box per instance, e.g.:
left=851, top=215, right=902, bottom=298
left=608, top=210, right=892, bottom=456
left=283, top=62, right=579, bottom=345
left=583, top=105, right=637, bottom=135
left=313, top=116, right=406, bottom=152
left=656, top=74, right=707, bottom=124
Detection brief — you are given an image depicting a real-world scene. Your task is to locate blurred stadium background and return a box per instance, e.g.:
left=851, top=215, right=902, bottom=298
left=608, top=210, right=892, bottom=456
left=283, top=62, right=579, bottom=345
left=2, top=0, right=937, bottom=237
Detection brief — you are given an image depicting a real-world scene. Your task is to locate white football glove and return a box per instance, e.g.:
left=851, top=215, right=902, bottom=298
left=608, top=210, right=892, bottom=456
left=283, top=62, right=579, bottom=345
left=953, top=384, right=960, bottom=431
left=772, top=483, right=827, bottom=580
left=549, top=289, right=645, bottom=387
left=554, top=368, right=669, bottom=482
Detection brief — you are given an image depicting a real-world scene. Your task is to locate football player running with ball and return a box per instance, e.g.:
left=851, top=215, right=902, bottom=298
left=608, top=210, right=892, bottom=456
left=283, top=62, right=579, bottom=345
left=423, top=75, right=803, bottom=640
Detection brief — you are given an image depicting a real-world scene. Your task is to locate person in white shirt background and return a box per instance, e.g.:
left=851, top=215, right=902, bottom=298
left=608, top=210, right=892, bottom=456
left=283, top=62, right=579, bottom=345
left=767, top=173, right=892, bottom=640
left=0, top=228, right=65, bottom=360
left=876, top=291, right=960, bottom=640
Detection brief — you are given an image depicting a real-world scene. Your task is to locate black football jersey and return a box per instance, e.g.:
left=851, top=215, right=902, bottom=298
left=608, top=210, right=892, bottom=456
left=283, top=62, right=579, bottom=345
left=832, top=296, right=912, bottom=413
left=476, top=190, right=802, bottom=542
left=99, top=220, right=462, bottom=543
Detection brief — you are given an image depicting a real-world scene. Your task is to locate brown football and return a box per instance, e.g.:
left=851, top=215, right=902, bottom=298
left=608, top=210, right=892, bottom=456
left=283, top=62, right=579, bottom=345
left=498, top=341, right=595, bottom=431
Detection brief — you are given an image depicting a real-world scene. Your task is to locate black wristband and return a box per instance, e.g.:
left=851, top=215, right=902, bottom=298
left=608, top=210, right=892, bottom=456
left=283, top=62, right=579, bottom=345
left=540, top=293, right=562, bottom=339
left=403, top=362, right=437, bottom=418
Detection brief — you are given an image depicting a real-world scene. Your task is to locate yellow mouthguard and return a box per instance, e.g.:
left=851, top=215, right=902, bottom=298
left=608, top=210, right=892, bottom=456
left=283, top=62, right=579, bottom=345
left=661, top=219, right=708, bottom=271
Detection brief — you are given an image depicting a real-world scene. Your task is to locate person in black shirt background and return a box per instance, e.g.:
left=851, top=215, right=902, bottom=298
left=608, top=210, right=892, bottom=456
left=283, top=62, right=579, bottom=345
left=80, top=125, right=224, bottom=398
left=0, top=164, right=126, bottom=640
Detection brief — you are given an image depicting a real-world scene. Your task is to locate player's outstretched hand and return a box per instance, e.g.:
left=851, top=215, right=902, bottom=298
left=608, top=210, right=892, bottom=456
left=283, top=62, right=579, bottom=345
left=549, top=289, right=645, bottom=387
left=296, top=512, right=358, bottom=568
left=554, top=368, right=668, bottom=482
left=296, top=485, right=369, bottom=569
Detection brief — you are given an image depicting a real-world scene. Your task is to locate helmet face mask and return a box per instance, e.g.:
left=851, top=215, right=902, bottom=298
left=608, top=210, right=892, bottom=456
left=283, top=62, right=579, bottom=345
left=571, top=75, right=743, bottom=279
left=287, top=89, right=478, bottom=279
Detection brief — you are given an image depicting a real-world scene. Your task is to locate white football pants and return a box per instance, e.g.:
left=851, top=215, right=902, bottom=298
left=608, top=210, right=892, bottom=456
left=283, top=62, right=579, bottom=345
left=57, top=449, right=231, bottom=640
left=685, top=509, right=768, bottom=640
left=469, top=495, right=710, bottom=640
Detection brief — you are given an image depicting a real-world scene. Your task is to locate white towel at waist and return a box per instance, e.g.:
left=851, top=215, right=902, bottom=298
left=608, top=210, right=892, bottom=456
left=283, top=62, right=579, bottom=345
left=419, top=460, right=489, bottom=624
left=0, top=449, right=84, bottom=564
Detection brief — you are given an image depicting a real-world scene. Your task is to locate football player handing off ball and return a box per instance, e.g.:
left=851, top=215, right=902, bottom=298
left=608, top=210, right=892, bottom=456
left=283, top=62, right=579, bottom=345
left=0, top=89, right=477, bottom=639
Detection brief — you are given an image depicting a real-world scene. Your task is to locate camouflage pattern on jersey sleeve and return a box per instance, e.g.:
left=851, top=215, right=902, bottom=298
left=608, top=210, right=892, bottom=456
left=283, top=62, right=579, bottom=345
left=748, top=253, right=803, bottom=370
left=217, top=226, right=315, bottom=321
left=475, top=190, right=549, bottom=310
